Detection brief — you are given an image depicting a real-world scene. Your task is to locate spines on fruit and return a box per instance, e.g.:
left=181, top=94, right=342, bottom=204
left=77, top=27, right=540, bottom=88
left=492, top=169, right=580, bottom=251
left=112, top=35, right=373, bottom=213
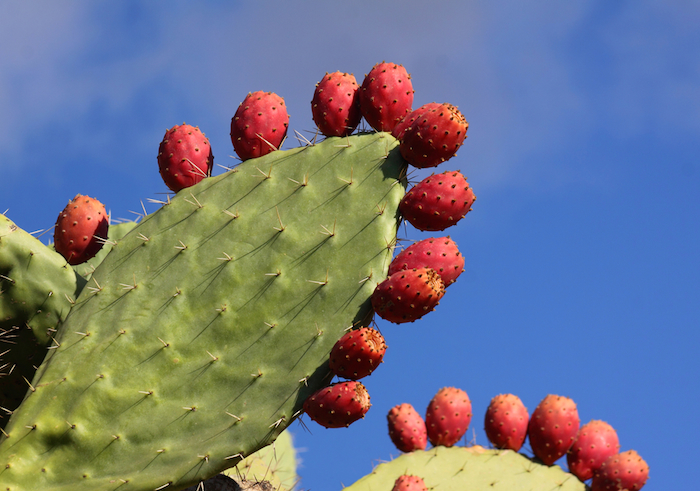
left=311, top=71, right=362, bottom=137
left=388, top=236, right=464, bottom=287
left=360, top=62, right=414, bottom=132
left=303, top=381, right=371, bottom=428
left=53, top=194, right=109, bottom=265
left=527, top=394, right=580, bottom=465
left=328, top=326, right=386, bottom=380
left=157, top=123, right=214, bottom=192
left=425, top=386, right=472, bottom=447
left=399, top=170, right=476, bottom=232
left=387, top=403, right=427, bottom=453
left=567, top=419, right=620, bottom=481
left=371, top=268, right=445, bottom=324
left=483, top=393, right=529, bottom=451
left=399, top=103, right=468, bottom=168
left=231, top=91, right=290, bottom=160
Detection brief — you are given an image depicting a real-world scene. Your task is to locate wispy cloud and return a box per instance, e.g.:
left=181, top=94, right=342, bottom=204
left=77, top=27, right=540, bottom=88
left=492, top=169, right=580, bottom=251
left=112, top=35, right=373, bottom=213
left=1, top=2, right=697, bottom=195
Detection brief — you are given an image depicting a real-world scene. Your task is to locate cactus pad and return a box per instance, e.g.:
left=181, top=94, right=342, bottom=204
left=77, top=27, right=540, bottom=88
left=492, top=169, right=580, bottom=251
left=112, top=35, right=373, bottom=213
left=222, top=430, right=297, bottom=490
left=70, top=221, right=138, bottom=281
left=1, top=214, right=85, bottom=428
left=344, top=446, right=586, bottom=491
left=0, top=132, right=406, bottom=491
left=1, top=214, right=84, bottom=343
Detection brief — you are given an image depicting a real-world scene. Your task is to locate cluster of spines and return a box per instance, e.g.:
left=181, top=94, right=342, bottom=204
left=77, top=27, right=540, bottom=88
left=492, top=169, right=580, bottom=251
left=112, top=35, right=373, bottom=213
left=0, top=58, right=649, bottom=491
left=342, top=445, right=589, bottom=491
left=0, top=130, right=406, bottom=490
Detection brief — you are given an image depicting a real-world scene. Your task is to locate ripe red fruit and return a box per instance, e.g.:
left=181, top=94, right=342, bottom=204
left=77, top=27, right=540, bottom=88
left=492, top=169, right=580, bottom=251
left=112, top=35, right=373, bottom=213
left=311, top=71, right=362, bottom=137
left=360, top=62, right=414, bottom=132
left=568, top=420, right=621, bottom=481
left=591, top=450, right=649, bottom=491
left=399, top=103, right=468, bottom=168
left=425, top=387, right=472, bottom=447
left=53, top=195, right=109, bottom=265
left=302, top=381, right=371, bottom=428
left=329, top=327, right=386, bottom=380
left=392, top=475, right=428, bottom=491
left=387, top=403, right=427, bottom=453
left=157, top=123, right=214, bottom=192
left=399, top=171, right=476, bottom=232
left=527, top=394, right=580, bottom=465
left=483, top=394, right=529, bottom=451
left=230, top=91, right=289, bottom=161
left=388, top=237, right=464, bottom=287
left=371, top=268, right=445, bottom=324
left=392, top=103, right=442, bottom=141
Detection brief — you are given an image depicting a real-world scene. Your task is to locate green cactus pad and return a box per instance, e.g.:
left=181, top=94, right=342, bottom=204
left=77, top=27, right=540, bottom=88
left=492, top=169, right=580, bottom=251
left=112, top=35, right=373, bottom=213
left=70, top=221, right=138, bottom=281
left=343, top=446, right=587, bottom=491
left=0, top=214, right=84, bottom=343
left=0, top=133, right=406, bottom=491
left=1, top=214, right=85, bottom=428
left=223, top=430, right=297, bottom=490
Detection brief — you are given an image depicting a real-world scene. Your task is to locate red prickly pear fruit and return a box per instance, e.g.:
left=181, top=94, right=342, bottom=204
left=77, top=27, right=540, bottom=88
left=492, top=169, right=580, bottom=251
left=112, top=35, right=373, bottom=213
left=387, top=403, right=427, bottom=453
left=302, top=381, right=371, bottom=428
left=157, top=123, right=214, bottom=192
left=388, top=236, right=464, bottom=288
left=392, top=103, right=442, bottom=141
left=527, top=394, right=580, bottom=465
left=567, top=420, right=621, bottom=481
left=359, top=62, right=414, bottom=132
left=230, top=91, right=289, bottom=161
left=328, top=327, right=387, bottom=380
left=484, top=393, right=529, bottom=451
left=371, top=268, right=445, bottom=324
left=591, top=450, right=649, bottom=491
left=399, top=103, right=468, bottom=168
left=53, top=195, right=109, bottom=265
left=399, top=170, right=476, bottom=232
left=392, top=475, right=428, bottom=491
left=311, top=71, right=362, bottom=137
left=425, top=386, right=472, bottom=447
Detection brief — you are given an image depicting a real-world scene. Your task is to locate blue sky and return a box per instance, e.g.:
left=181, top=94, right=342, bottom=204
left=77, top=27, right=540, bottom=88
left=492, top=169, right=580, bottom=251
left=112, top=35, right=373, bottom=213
left=1, top=2, right=698, bottom=489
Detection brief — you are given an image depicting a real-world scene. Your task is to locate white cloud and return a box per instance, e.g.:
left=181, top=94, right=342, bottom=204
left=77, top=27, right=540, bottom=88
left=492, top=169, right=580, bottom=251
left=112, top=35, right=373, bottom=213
left=0, top=1, right=697, bottom=195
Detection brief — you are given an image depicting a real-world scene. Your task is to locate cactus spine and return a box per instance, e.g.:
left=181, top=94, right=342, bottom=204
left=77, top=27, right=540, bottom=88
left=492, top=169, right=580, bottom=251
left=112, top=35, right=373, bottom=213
left=344, top=446, right=586, bottom=491
left=0, top=133, right=406, bottom=490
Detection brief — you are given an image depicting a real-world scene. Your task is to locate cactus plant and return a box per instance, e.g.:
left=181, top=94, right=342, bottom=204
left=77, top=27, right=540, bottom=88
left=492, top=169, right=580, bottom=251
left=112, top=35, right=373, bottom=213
left=2, top=216, right=140, bottom=430
left=343, top=445, right=587, bottom=491
left=222, top=429, right=297, bottom=490
left=0, top=132, right=406, bottom=490
left=0, top=59, right=646, bottom=491
left=0, top=214, right=84, bottom=344
left=1, top=214, right=86, bottom=428
left=69, top=221, right=139, bottom=281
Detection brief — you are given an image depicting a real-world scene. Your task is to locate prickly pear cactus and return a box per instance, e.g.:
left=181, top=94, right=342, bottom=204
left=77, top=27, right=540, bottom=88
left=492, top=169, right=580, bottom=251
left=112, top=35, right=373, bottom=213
left=0, top=214, right=86, bottom=428
left=344, top=446, right=588, bottom=491
left=70, top=221, right=138, bottom=281
left=0, top=214, right=84, bottom=343
left=223, top=430, right=297, bottom=490
left=0, top=132, right=406, bottom=491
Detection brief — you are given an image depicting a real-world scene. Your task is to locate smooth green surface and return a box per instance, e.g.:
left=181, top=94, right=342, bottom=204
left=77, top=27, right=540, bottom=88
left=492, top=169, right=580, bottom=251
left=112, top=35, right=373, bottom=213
left=0, top=133, right=406, bottom=491
left=344, top=446, right=588, bottom=491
